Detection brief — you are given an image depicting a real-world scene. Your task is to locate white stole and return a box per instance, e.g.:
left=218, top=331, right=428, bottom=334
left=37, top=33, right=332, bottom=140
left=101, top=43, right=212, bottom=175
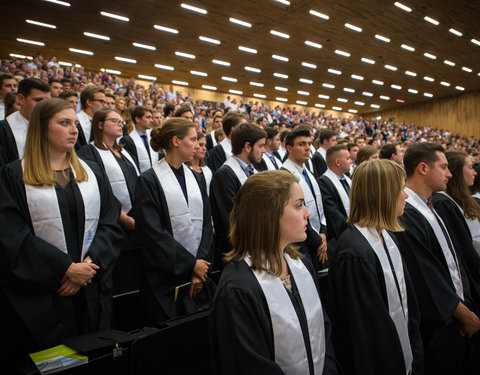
left=209, top=131, right=217, bottom=147
left=23, top=159, right=100, bottom=261
left=323, top=169, right=351, bottom=215
left=153, top=159, right=203, bottom=256
left=223, top=156, right=257, bottom=185
left=245, top=254, right=325, bottom=375
left=219, top=137, right=232, bottom=158
left=405, top=188, right=464, bottom=299
left=201, top=165, right=213, bottom=197
left=94, top=145, right=139, bottom=213
left=262, top=153, right=282, bottom=170
left=129, top=129, right=158, bottom=173
left=354, top=225, right=413, bottom=374
left=282, top=159, right=326, bottom=233
left=277, top=147, right=287, bottom=161
left=77, top=110, right=92, bottom=143
left=6, top=111, right=28, bottom=158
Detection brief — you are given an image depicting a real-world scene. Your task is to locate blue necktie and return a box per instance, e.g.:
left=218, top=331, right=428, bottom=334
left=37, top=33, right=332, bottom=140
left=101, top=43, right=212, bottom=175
left=245, top=164, right=254, bottom=177
left=269, top=155, right=279, bottom=169
left=141, top=134, right=152, bottom=165
left=302, top=169, right=314, bottom=194
left=340, top=178, right=350, bottom=194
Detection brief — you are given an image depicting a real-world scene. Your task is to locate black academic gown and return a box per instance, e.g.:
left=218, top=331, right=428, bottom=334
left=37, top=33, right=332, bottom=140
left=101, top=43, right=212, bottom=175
left=210, top=165, right=242, bottom=269
left=312, top=151, right=327, bottom=178
left=253, top=158, right=269, bottom=172
left=328, top=225, right=423, bottom=375
left=119, top=134, right=142, bottom=171
left=206, top=133, right=215, bottom=151
left=74, top=123, right=87, bottom=153
left=210, top=258, right=340, bottom=375
left=317, top=176, right=348, bottom=240
left=395, top=202, right=476, bottom=375
left=0, top=118, right=19, bottom=166
left=0, top=160, right=123, bottom=355
left=133, top=167, right=214, bottom=323
left=206, top=143, right=227, bottom=173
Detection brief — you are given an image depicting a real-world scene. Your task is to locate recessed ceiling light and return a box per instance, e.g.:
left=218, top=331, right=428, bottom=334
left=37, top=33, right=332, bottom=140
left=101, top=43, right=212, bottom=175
left=332, top=106, right=342, bottom=111
left=255, top=93, right=267, bottom=98
left=362, top=92, right=373, bottom=96
left=229, top=89, right=243, bottom=95
left=133, top=42, right=156, bottom=50
left=100, top=11, right=129, bottom=21
left=191, top=70, right=207, bottom=76
left=385, top=64, right=397, bottom=71
left=298, top=91, right=310, bottom=96
left=318, top=94, right=330, bottom=99
left=408, top=88, right=418, bottom=94
left=274, top=72, right=288, bottom=79
left=371, top=104, right=380, bottom=108
left=245, top=66, right=261, bottom=73
left=212, top=59, right=230, bottom=66
left=84, top=32, right=110, bottom=41
left=335, top=49, right=350, bottom=57
left=26, top=19, right=56, bottom=29
left=472, top=39, right=480, bottom=46
left=462, top=67, right=472, bottom=72
left=175, top=51, right=195, bottom=59
left=270, top=30, right=290, bottom=39
left=424, top=92, right=433, bottom=97
left=355, top=101, right=365, bottom=106
left=424, top=16, right=439, bottom=25
left=297, top=100, right=308, bottom=105
left=155, top=64, right=174, bottom=71
left=275, top=86, right=288, bottom=91
left=274, top=0, right=290, bottom=5
left=323, top=83, right=335, bottom=88
left=328, top=68, right=342, bottom=75
left=69, top=48, right=94, bottom=55
left=352, top=74, right=364, bottom=80
left=345, top=23, right=362, bottom=32
left=375, top=34, right=390, bottom=43
left=229, top=17, right=252, bottom=28
left=315, top=103, right=326, bottom=108
left=250, top=81, right=264, bottom=87
left=424, top=52, right=437, bottom=59
left=172, top=80, right=188, bottom=86
left=440, top=81, right=450, bottom=86
left=199, top=36, right=220, bottom=45
left=115, top=56, right=135, bottom=63
left=180, top=3, right=207, bottom=14
left=455, top=86, right=465, bottom=91
left=138, top=74, right=156, bottom=80
left=153, top=25, right=179, bottom=34
left=302, top=62, right=317, bottom=69
left=372, top=79, right=383, bottom=85
left=444, top=60, right=455, bottom=66
left=394, top=2, right=412, bottom=12
left=380, top=95, right=390, bottom=100
left=449, top=28, right=462, bottom=37
left=17, top=38, right=45, bottom=46
left=344, top=88, right=355, bottom=93
left=396, top=99, right=405, bottom=103
left=361, top=57, right=375, bottom=64
left=405, top=71, right=417, bottom=76
left=238, top=45, right=257, bottom=54
left=401, top=44, right=415, bottom=52
left=299, top=78, right=313, bottom=84
left=272, top=54, right=289, bottom=62
left=44, top=0, right=70, bottom=6
left=105, top=69, right=120, bottom=75
left=305, top=40, right=322, bottom=48
left=424, top=76, right=435, bottom=82
left=348, top=109, right=358, bottom=114
left=337, top=98, right=348, bottom=102
left=10, top=53, right=27, bottom=58
left=276, top=97, right=288, bottom=102
left=309, top=10, right=329, bottom=20
left=391, top=84, right=402, bottom=90
left=222, top=76, right=237, bottom=82
left=202, top=85, right=217, bottom=90
left=58, top=61, right=72, bottom=66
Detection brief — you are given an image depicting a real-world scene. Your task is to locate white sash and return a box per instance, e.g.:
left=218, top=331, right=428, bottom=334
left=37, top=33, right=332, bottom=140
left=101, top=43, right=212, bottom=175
left=262, top=153, right=282, bottom=171
left=323, top=169, right=351, bottom=215
left=129, top=129, right=158, bottom=173
left=24, top=159, right=100, bottom=261
left=201, top=165, right=213, bottom=196
left=219, top=137, right=232, bottom=157
left=94, top=145, right=139, bottom=213
left=6, top=111, right=28, bottom=158
left=405, top=188, right=464, bottom=299
left=277, top=147, right=287, bottom=161
left=153, top=159, right=203, bottom=256
left=77, top=110, right=92, bottom=144
left=209, top=131, right=217, bottom=147
left=283, top=159, right=326, bottom=233
left=354, top=225, right=412, bottom=374
left=245, top=254, right=325, bottom=375
left=318, top=147, right=327, bottom=160
left=473, top=192, right=480, bottom=201
left=223, top=156, right=257, bottom=185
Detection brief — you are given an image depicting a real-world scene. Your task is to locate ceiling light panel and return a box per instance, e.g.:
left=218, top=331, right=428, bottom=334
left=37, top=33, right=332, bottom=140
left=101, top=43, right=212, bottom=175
left=394, top=2, right=412, bottom=12
left=133, top=42, right=156, bottom=50
left=344, top=88, right=355, bottom=93
left=175, top=51, right=195, bottom=59
left=155, top=64, right=174, bottom=71
left=424, top=16, right=439, bottom=25
left=375, top=34, right=390, bottom=43
left=272, top=54, right=289, bottom=62
left=361, top=57, right=375, bottom=64
left=172, top=80, right=188, bottom=86
left=26, top=19, right=56, bottom=29
left=17, top=38, right=45, bottom=46
left=302, top=62, right=317, bottom=69
left=270, top=30, right=290, bottom=38
left=100, top=11, right=129, bottom=21
left=335, top=49, right=351, bottom=57
left=180, top=3, right=207, bottom=14
left=238, top=45, right=257, bottom=54
left=212, top=59, right=230, bottom=66
left=328, top=68, right=342, bottom=75
left=154, top=25, right=178, bottom=34
left=401, top=44, right=415, bottom=52
left=229, top=17, right=251, bottom=27
left=309, top=10, right=329, bottom=20
left=199, top=36, right=220, bottom=44
left=305, top=40, right=322, bottom=48
left=299, top=78, right=313, bottom=84
left=345, top=23, right=362, bottom=32
left=245, top=66, right=261, bottom=73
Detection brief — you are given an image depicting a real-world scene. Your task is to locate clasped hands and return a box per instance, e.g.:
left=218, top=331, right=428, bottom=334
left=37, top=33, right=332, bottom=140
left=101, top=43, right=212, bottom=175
left=189, top=259, right=210, bottom=299
left=57, top=262, right=99, bottom=297
left=317, top=233, right=328, bottom=264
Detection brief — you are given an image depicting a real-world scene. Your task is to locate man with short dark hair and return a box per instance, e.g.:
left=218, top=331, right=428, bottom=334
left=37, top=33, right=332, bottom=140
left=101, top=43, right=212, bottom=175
left=395, top=143, right=480, bottom=375
left=210, top=123, right=266, bottom=268
left=312, top=129, right=337, bottom=177
left=58, top=89, right=78, bottom=109
left=276, top=129, right=289, bottom=162
left=76, top=85, right=106, bottom=150
left=0, top=73, right=17, bottom=120
left=0, top=78, right=51, bottom=165
left=49, top=79, right=63, bottom=98
left=61, top=78, right=71, bottom=90
left=380, top=143, right=405, bottom=166
left=346, top=142, right=359, bottom=177
left=317, top=145, right=352, bottom=240
left=207, top=112, right=247, bottom=173
left=254, top=127, right=282, bottom=171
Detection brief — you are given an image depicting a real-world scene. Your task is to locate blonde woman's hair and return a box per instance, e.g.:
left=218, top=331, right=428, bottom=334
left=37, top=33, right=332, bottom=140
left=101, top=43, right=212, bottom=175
left=225, top=170, right=303, bottom=276
left=23, top=98, right=87, bottom=186
left=356, top=144, right=379, bottom=165
left=348, top=159, right=405, bottom=232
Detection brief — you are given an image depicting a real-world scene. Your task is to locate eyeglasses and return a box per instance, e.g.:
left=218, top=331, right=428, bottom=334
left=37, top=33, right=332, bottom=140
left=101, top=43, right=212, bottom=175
left=105, top=118, right=125, bottom=125
left=91, top=99, right=106, bottom=105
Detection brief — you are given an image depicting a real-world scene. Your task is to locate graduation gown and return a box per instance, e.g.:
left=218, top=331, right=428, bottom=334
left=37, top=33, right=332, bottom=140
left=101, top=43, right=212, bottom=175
left=206, top=138, right=231, bottom=173
left=328, top=225, right=423, bottom=375
left=0, top=159, right=123, bottom=353
left=0, top=112, right=27, bottom=166
left=133, top=166, right=214, bottom=322
left=312, top=150, right=328, bottom=178
left=395, top=201, right=476, bottom=375
left=210, top=258, right=340, bottom=375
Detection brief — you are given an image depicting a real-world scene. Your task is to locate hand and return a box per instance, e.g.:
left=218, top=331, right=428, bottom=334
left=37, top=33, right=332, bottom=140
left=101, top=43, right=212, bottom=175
left=65, top=262, right=99, bottom=285
left=120, top=212, right=135, bottom=231
left=317, top=234, right=328, bottom=264
left=189, top=275, right=204, bottom=299
left=192, top=259, right=210, bottom=282
left=454, top=302, right=480, bottom=338
left=57, top=277, right=82, bottom=296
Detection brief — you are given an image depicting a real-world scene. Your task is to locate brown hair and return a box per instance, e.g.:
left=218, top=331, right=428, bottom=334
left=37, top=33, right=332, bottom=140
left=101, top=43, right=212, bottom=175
left=326, top=144, right=348, bottom=167
left=356, top=144, right=379, bottom=165
left=90, top=107, right=123, bottom=151
left=80, top=85, right=104, bottom=109
left=150, top=117, right=194, bottom=152
left=348, top=159, right=405, bottom=232
left=225, top=170, right=303, bottom=276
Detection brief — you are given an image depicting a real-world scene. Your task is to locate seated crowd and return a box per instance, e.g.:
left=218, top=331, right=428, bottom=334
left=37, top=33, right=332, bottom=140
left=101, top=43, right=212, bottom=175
left=1, top=54, right=480, bottom=375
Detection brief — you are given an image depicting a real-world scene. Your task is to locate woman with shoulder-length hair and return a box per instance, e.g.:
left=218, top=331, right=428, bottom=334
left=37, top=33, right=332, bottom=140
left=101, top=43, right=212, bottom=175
left=355, top=144, right=379, bottom=165
left=328, top=159, right=423, bottom=375
left=185, top=131, right=213, bottom=195
left=134, top=117, right=214, bottom=323
left=0, top=98, right=123, bottom=356
left=78, top=107, right=139, bottom=238
left=210, top=170, right=340, bottom=375
left=471, top=162, right=480, bottom=204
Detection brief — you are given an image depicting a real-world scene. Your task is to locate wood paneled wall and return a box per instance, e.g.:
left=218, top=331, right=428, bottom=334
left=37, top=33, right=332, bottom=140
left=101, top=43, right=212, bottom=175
left=363, top=91, right=480, bottom=138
